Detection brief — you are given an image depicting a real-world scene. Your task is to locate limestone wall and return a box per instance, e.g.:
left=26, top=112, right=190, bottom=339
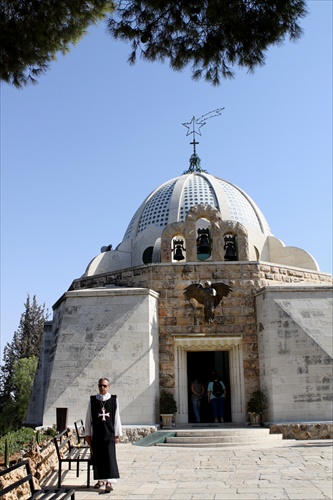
left=258, top=263, right=332, bottom=287
left=26, top=322, right=54, bottom=426
left=26, top=288, right=159, bottom=427
left=256, top=286, right=333, bottom=421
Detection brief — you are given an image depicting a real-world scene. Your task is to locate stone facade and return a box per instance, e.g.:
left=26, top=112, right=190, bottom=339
left=62, top=261, right=332, bottom=424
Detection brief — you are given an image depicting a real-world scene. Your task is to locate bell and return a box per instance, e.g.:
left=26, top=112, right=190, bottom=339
left=174, top=244, right=185, bottom=261
left=224, top=240, right=237, bottom=261
left=173, top=239, right=186, bottom=261
left=197, top=234, right=211, bottom=255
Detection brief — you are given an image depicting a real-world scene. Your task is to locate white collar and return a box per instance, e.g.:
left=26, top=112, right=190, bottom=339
left=96, top=392, right=111, bottom=401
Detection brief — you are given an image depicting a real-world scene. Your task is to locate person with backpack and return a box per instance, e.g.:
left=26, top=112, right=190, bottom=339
left=207, top=373, right=226, bottom=423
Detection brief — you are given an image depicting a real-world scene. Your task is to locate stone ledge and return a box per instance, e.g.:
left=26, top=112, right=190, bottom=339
left=0, top=440, right=58, bottom=496
left=120, top=426, right=158, bottom=443
left=66, top=425, right=159, bottom=444
left=268, top=422, right=333, bottom=440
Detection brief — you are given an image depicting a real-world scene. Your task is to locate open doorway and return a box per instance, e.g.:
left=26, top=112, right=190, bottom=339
left=187, top=351, right=231, bottom=423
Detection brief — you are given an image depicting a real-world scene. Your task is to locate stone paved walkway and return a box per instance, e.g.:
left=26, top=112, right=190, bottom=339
left=43, top=440, right=333, bottom=499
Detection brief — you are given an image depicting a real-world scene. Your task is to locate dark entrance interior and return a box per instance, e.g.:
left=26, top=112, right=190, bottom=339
left=187, top=351, right=231, bottom=423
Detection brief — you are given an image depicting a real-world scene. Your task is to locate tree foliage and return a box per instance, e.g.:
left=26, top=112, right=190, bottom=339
left=0, top=295, right=48, bottom=433
left=11, top=357, right=38, bottom=425
left=1, top=0, right=307, bottom=88
left=0, top=0, right=115, bottom=87
left=108, top=0, right=307, bottom=85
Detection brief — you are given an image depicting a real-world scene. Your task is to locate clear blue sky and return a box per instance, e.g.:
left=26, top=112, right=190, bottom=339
left=1, top=0, right=332, bottom=361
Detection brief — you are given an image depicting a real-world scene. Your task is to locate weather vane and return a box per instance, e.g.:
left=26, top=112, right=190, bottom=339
left=182, top=108, right=224, bottom=174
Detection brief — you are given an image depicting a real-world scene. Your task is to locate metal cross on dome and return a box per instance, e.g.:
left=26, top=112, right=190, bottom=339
left=182, top=108, right=224, bottom=173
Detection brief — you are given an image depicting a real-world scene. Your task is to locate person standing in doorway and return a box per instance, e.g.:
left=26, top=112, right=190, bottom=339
left=191, top=378, right=205, bottom=423
left=208, top=373, right=226, bottom=423
left=85, top=378, right=122, bottom=493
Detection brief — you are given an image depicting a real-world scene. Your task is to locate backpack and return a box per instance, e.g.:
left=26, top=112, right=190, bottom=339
left=212, top=380, right=223, bottom=398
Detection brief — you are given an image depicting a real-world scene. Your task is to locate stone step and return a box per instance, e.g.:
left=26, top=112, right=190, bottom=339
left=155, top=427, right=284, bottom=448
left=175, top=428, right=272, bottom=438
left=157, top=440, right=283, bottom=448
left=163, top=433, right=282, bottom=445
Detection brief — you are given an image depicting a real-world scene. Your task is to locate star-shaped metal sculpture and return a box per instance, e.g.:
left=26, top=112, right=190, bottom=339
left=182, top=108, right=225, bottom=174
left=182, top=107, right=225, bottom=141
left=183, top=115, right=206, bottom=137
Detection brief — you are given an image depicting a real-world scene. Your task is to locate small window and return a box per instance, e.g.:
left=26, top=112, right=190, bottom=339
left=142, top=246, right=154, bottom=264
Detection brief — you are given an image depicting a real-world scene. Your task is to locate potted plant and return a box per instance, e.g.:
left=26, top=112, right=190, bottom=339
left=246, top=389, right=268, bottom=426
left=159, top=389, right=177, bottom=429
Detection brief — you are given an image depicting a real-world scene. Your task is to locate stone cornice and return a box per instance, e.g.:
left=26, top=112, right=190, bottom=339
left=255, top=285, right=333, bottom=296
left=53, top=287, right=159, bottom=309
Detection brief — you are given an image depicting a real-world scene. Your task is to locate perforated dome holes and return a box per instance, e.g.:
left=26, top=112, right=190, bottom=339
left=121, top=172, right=272, bottom=244
left=123, top=179, right=177, bottom=240
left=138, top=180, right=176, bottom=233
left=179, top=175, right=218, bottom=222
left=217, top=179, right=270, bottom=234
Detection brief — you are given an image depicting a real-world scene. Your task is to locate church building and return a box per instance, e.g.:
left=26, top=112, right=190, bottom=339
left=27, top=115, right=332, bottom=429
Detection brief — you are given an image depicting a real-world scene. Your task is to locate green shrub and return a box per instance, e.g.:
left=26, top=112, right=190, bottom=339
left=43, top=425, right=57, bottom=437
left=0, top=427, right=55, bottom=458
left=159, top=389, right=177, bottom=414
left=0, top=427, right=35, bottom=456
left=246, top=389, right=268, bottom=414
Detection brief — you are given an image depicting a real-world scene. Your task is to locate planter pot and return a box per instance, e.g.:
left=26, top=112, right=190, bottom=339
left=249, top=412, right=261, bottom=426
left=160, top=414, right=174, bottom=429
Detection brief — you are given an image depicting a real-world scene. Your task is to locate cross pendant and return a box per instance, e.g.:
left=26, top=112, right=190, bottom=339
left=98, top=407, right=110, bottom=421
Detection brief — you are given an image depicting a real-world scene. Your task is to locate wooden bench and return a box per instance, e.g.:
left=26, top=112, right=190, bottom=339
left=73, top=420, right=87, bottom=446
left=0, top=459, right=75, bottom=499
left=53, top=429, right=91, bottom=488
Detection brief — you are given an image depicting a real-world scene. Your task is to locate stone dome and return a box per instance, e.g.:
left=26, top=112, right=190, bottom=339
left=84, top=169, right=319, bottom=276
left=123, top=172, right=272, bottom=243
